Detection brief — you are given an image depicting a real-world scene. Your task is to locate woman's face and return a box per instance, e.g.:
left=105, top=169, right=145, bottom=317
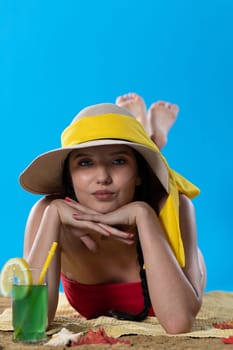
left=68, top=144, right=141, bottom=213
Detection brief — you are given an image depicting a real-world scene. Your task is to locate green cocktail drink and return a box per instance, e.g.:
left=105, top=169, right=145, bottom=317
left=12, top=284, right=48, bottom=342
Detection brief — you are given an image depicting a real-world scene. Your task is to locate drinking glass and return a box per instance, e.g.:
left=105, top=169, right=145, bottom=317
left=12, top=268, right=48, bottom=343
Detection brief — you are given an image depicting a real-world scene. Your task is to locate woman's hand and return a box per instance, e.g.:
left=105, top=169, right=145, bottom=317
left=49, top=198, right=112, bottom=251
left=64, top=198, right=154, bottom=245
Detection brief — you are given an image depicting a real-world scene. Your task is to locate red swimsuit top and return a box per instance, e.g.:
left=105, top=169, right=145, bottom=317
left=61, top=273, right=155, bottom=319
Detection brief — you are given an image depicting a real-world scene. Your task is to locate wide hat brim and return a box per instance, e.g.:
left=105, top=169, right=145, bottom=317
left=19, top=139, right=169, bottom=195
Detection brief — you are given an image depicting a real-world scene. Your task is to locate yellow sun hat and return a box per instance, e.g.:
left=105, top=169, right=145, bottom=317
left=19, top=103, right=200, bottom=267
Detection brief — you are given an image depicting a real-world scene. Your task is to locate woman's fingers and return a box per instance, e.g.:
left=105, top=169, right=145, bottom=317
left=97, top=223, right=134, bottom=241
left=71, top=217, right=110, bottom=237
left=69, top=204, right=136, bottom=244
left=80, top=235, right=98, bottom=252
left=71, top=219, right=134, bottom=246
left=71, top=211, right=126, bottom=226
left=64, top=197, right=98, bottom=214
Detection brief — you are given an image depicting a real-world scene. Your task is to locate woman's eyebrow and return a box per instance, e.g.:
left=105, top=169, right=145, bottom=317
left=72, top=152, right=92, bottom=159
left=109, top=150, right=131, bottom=156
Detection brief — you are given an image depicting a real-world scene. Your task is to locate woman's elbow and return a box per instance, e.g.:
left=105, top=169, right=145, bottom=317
left=163, top=295, right=202, bottom=334
left=162, top=314, right=195, bottom=335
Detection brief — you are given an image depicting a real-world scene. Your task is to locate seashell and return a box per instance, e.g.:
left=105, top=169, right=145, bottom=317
left=45, top=327, right=84, bottom=346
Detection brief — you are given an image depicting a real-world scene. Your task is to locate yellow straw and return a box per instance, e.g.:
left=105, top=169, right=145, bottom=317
left=37, top=242, right=58, bottom=285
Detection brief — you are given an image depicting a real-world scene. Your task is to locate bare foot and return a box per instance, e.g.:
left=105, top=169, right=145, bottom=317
left=148, top=101, right=179, bottom=149
left=115, top=93, right=148, bottom=131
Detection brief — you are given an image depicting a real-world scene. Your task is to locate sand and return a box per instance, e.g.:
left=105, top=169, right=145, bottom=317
left=0, top=294, right=232, bottom=350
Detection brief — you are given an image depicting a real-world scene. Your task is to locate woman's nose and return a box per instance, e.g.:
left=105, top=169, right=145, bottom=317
left=96, top=166, right=112, bottom=185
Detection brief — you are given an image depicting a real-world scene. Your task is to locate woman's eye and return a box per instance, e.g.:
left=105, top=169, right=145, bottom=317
left=78, top=160, right=93, bottom=167
left=113, top=158, right=126, bottom=165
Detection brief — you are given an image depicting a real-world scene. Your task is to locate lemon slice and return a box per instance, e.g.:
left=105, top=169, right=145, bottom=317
left=0, top=258, right=32, bottom=297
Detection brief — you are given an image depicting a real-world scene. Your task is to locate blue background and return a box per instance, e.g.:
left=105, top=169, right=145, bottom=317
left=0, top=0, right=232, bottom=292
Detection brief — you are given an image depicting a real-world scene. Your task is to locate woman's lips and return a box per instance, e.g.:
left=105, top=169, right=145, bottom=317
left=92, top=190, right=115, bottom=200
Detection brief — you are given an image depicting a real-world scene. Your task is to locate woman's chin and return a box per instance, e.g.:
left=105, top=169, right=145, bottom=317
left=92, top=202, right=120, bottom=214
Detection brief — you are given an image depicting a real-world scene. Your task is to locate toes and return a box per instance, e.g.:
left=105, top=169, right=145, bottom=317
left=124, top=93, right=132, bottom=100
left=163, top=102, right=179, bottom=114
left=148, top=101, right=164, bottom=111
left=127, top=92, right=138, bottom=99
left=116, top=92, right=143, bottom=105
left=149, top=101, right=179, bottom=114
left=170, top=104, right=179, bottom=114
left=123, top=92, right=141, bottom=102
left=115, top=95, right=123, bottom=104
left=165, top=102, right=177, bottom=111
left=116, top=93, right=133, bottom=104
left=156, top=101, right=166, bottom=107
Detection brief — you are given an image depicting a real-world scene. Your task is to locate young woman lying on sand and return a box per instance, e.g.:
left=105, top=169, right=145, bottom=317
left=20, top=93, right=206, bottom=334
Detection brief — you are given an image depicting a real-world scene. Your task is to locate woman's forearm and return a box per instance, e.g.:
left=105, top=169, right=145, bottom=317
left=25, top=203, right=61, bottom=324
left=26, top=204, right=60, bottom=265
left=136, top=204, right=201, bottom=334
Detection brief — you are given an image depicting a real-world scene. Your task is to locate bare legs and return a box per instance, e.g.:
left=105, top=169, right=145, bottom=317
left=116, top=93, right=179, bottom=150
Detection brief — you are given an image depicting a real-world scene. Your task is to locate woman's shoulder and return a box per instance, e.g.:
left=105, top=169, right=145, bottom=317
left=30, top=195, right=63, bottom=213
